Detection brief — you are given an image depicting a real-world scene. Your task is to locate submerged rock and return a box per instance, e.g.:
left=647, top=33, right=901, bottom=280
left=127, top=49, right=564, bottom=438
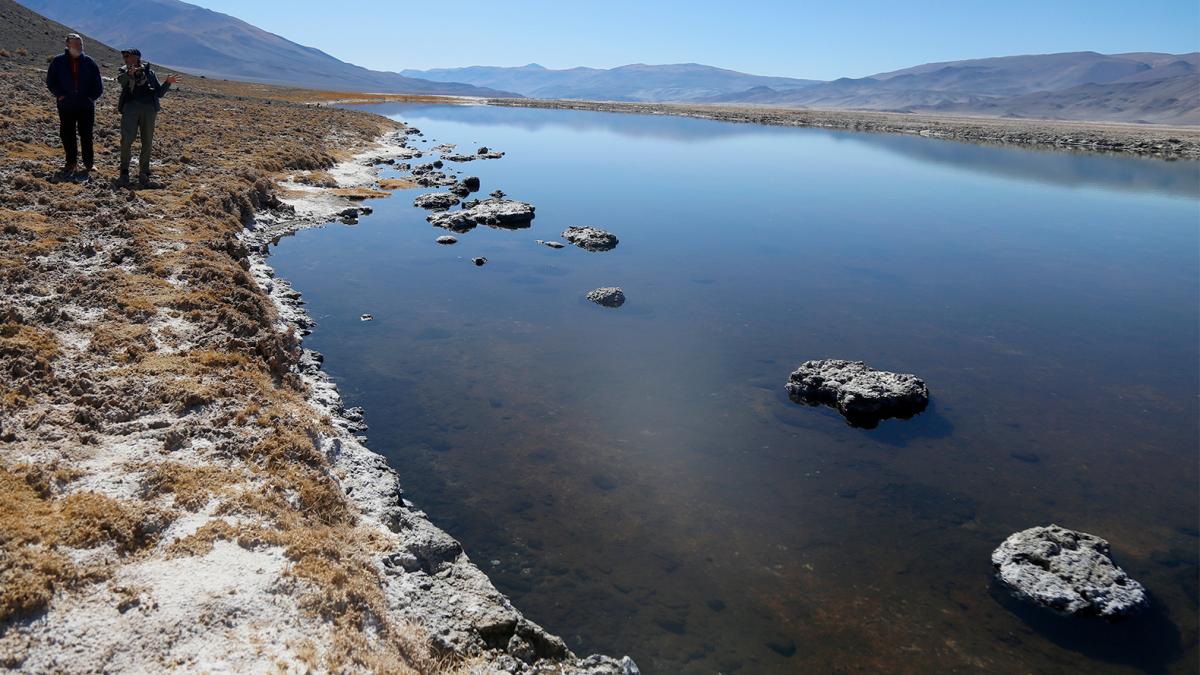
left=992, top=525, right=1148, bottom=618
left=436, top=235, right=457, bottom=245
left=413, top=192, right=461, bottom=210
left=537, top=240, right=565, bottom=249
left=785, top=359, right=928, bottom=427
left=473, top=257, right=488, bottom=267
left=562, top=225, right=619, bottom=252
left=462, top=176, right=481, bottom=192
left=586, top=287, right=625, bottom=308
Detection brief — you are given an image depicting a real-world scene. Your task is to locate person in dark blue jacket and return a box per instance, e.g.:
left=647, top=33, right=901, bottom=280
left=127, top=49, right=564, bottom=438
left=45, top=33, right=103, bottom=175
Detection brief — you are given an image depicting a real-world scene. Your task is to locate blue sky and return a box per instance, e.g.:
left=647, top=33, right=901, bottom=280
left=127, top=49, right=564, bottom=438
left=192, top=0, right=1198, bottom=79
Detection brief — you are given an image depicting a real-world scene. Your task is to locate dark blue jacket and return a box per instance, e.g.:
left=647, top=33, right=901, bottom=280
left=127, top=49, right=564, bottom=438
left=46, top=50, right=103, bottom=107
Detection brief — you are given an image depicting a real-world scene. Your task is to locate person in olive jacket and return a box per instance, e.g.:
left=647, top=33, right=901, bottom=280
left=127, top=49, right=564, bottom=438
left=45, top=33, right=103, bottom=175
left=116, top=48, right=180, bottom=187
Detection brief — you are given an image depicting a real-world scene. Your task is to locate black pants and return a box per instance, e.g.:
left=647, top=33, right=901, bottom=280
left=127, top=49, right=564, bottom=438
left=57, top=101, right=95, bottom=168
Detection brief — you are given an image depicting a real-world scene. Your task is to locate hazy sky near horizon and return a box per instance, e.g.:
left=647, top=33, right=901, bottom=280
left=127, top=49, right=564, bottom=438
left=189, top=0, right=1197, bottom=79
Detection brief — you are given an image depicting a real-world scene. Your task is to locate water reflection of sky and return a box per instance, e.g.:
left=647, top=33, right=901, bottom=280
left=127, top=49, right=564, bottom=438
left=367, top=102, right=1200, bottom=198
left=276, top=103, right=1199, bottom=674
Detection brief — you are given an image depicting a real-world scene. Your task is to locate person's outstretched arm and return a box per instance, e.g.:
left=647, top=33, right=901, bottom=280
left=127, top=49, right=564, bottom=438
left=148, top=68, right=169, bottom=98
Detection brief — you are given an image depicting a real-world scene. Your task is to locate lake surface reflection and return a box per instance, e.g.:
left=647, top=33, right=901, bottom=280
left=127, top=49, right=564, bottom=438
left=271, top=103, right=1200, bottom=673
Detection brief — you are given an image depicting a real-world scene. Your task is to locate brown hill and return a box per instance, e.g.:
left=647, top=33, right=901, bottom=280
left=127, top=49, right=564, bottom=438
left=0, top=0, right=122, bottom=68
left=19, top=0, right=518, bottom=97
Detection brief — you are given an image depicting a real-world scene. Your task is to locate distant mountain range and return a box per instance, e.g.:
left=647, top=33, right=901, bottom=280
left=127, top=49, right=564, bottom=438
left=16, top=0, right=517, bottom=97
left=701, top=52, right=1200, bottom=124
left=400, top=63, right=821, bottom=103
left=408, top=53, right=1200, bottom=124
left=14, top=0, right=1198, bottom=124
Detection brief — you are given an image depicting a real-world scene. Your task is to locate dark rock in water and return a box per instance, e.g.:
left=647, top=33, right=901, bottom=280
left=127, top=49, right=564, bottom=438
left=473, top=199, right=535, bottom=228
left=473, top=257, right=488, bottom=266
left=340, top=216, right=358, bottom=225
left=655, top=618, right=686, bottom=635
left=470, top=146, right=504, bottom=158
left=462, top=176, right=481, bottom=192
left=359, top=206, right=373, bottom=215
left=562, top=225, right=619, bottom=252
left=428, top=210, right=477, bottom=233
left=413, top=192, right=461, bottom=210
left=436, top=235, right=457, bottom=245
left=449, top=183, right=471, bottom=197
left=442, top=153, right=477, bottom=162
left=432, top=159, right=443, bottom=169
left=766, top=640, right=797, bottom=658
left=339, top=207, right=360, bottom=218
left=586, top=287, right=625, bottom=308
left=412, top=190, right=458, bottom=208
left=414, top=172, right=457, bottom=188
left=785, top=359, right=928, bottom=428
left=992, top=525, right=1148, bottom=618
left=489, top=189, right=506, bottom=199
left=470, top=198, right=534, bottom=228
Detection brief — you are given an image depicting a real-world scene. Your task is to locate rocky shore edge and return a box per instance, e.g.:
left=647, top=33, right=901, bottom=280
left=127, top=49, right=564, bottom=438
left=243, top=129, right=638, bottom=674
left=484, top=97, right=1200, bottom=159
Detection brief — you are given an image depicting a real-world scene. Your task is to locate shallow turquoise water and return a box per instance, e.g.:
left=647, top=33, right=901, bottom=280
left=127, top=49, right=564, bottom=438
left=271, top=103, right=1200, bottom=673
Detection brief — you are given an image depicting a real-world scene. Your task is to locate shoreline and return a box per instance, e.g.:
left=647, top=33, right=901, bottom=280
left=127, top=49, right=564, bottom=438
left=476, top=97, right=1200, bottom=159
left=243, top=130, right=639, bottom=673
left=0, top=64, right=634, bottom=672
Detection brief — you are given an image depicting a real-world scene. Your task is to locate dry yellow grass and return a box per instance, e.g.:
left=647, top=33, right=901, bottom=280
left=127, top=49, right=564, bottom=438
left=0, top=464, right=167, bottom=622
left=0, top=58, right=484, bottom=671
left=378, top=177, right=421, bottom=190
left=331, top=186, right=392, bottom=199
left=292, top=170, right=338, bottom=187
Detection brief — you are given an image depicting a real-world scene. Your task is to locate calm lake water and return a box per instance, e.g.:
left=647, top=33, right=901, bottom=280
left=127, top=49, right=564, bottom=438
left=271, top=103, right=1200, bottom=674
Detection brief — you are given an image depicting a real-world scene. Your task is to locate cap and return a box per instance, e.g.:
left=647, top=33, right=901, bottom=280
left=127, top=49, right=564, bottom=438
left=121, top=48, right=141, bottom=57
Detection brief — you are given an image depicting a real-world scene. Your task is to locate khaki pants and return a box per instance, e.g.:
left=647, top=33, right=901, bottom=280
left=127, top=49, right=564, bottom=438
left=120, top=102, right=157, bottom=177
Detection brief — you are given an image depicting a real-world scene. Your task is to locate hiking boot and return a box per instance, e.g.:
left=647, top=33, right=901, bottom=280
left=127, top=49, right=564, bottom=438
left=61, top=163, right=77, bottom=176
left=116, top=172, right=130, bottom=187
left=138, top=174, right=162, bottom=189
